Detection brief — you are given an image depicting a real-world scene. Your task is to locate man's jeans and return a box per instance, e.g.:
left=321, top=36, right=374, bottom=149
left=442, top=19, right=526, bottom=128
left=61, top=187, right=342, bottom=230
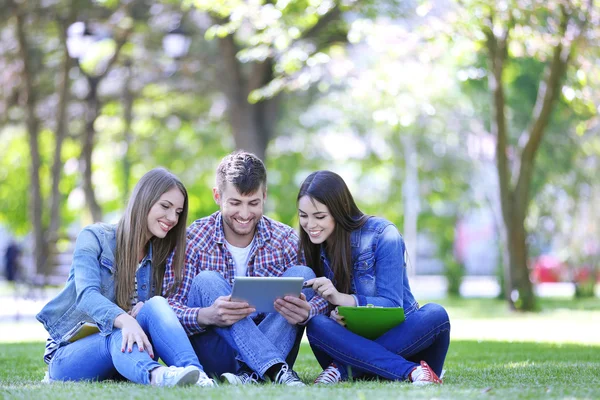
left=187, top=266, right=315, bottom=378
left=307, top=303, right=450, bottom=380
left=49, top=296, right=203, bottom=383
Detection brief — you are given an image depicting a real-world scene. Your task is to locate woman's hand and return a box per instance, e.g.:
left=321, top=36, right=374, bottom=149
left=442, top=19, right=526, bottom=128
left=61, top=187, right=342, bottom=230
left=330, top=307, right=346, bottom=327
left=128, top=301, right=144, bottom=319
left=304, top=277, right=356, bottom=307
left=305, top=277, right=340, bottom=303
left=114, top=313, right=154, bottom=358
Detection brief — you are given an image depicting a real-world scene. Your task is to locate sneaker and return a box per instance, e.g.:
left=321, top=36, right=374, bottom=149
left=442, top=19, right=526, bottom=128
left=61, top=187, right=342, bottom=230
left=196, top=371, right=218, bottom=387
left=154, top=365, right=201, bottom=387
left=314, top=363, right=341, bottom=385
left=274, top=364, right=305, bottom=387
left=220, top=370, right=261, bottom=385
left=410, top=361, right=443, bottom=386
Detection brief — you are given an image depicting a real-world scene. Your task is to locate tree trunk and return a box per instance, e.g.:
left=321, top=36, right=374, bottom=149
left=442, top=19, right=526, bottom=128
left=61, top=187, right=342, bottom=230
left=217, top=34, right=277, bottom=162
left=506, top=203, right=535, bottom=310
left=81, top=77, right=103, bottom=222
left=12, top=2, right=47, bottom=279
left=49, top=15, right=74, bottom=240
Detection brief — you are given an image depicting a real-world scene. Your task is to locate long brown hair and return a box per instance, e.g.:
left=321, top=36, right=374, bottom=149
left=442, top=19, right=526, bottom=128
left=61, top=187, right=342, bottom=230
left=114, top=167, right=188, bottom=311
left=297, top=171, right=369, bottom=295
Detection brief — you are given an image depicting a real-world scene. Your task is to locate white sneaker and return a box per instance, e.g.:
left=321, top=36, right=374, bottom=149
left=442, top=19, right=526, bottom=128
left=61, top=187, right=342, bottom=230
left=154, top=366, right=201, bottom=387
left=274, top=364, right=305, bottom=387
left=196, top=371, right=218, bottom=387
left=314, top=363, right=341, bottom=385
left=221, top=370, right=260, bottom=385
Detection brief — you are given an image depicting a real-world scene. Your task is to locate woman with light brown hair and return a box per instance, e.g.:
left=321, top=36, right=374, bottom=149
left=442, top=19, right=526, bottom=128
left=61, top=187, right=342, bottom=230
left=37, top=168, right=215, bottom=387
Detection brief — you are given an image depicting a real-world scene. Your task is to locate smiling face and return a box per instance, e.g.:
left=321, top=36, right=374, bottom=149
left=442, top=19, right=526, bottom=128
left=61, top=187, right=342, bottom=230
left=214, top=181, right=266, bottom=247
left=146, top=186, right=185, bottom=241
left=298, top=195, right=336, bottom=245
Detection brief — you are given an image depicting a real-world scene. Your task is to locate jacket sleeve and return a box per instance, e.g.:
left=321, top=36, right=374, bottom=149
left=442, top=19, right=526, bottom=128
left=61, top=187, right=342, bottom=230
left=73, top=227, right=125, bottom=335
left=353, top=225, right=405, bottom=307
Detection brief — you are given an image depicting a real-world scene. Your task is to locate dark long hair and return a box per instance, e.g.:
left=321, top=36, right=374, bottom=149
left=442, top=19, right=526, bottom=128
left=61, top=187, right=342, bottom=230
left=297, top=171, right=369, bottom=294
left=115, top=168, right=188, bottom=310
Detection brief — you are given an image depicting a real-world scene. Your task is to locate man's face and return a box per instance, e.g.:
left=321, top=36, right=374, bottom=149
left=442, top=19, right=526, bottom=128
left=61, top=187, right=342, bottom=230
left=214, top=181, right=266, bottom=247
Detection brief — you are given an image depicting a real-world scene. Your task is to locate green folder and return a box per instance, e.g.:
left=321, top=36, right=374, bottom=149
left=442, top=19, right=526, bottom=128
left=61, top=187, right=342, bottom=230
left=337, top=306, right=405, bottom=340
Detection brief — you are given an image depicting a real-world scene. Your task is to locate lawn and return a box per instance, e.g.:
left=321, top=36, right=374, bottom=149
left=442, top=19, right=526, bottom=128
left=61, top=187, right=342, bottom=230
left=1, top=297, right=599, bottom=399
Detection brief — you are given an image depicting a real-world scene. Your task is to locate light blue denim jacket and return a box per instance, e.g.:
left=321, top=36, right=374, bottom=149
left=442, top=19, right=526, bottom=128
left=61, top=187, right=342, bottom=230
left=36, top=223, right=156, bottom=344
left=320, top=216, right=419, bottom=317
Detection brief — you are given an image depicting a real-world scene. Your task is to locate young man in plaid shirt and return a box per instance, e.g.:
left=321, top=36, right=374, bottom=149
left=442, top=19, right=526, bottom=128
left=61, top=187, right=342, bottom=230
left=164, top=151, right=328, bottom=386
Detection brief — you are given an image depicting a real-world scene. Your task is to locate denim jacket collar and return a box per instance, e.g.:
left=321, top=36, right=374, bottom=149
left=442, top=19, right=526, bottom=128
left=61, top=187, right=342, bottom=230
left=139, top=241, right=153, bottom=267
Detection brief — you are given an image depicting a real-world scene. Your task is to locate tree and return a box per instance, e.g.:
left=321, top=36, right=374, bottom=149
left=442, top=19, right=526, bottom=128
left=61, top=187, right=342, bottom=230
left=185, top=1, right=367, bottom=160
left=465, top=0, right=595, bottom=310
left=9, top=0, right=47, bottom=279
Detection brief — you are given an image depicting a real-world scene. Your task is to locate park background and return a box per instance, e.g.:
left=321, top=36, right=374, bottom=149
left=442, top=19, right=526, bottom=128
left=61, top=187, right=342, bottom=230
left=0, top=0, right=599, bottom=399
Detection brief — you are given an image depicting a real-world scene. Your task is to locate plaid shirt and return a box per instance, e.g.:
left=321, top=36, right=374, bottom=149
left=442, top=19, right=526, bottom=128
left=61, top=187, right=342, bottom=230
left=164, top=211, right=328, bottom=335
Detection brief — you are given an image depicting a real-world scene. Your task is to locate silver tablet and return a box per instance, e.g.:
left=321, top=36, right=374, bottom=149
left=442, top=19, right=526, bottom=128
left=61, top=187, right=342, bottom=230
left=231, top=276, right=304, bottom=313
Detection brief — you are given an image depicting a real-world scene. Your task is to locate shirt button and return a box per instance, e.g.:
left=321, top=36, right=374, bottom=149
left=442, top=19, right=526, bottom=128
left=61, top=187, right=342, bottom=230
left=142, top=285, right=147, bottom=290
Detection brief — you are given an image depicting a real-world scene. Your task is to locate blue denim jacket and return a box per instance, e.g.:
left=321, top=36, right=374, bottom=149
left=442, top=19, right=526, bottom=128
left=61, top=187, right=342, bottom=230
left=320, top=216, right=419, bottom=317
left=36, top=223, right=156, bottom=344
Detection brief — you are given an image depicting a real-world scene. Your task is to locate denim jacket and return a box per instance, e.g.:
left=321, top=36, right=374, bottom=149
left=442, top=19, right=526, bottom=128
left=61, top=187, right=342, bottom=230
left=320, top=216, right=419, bottom=317
left=36, top=223, right=156, bottom=345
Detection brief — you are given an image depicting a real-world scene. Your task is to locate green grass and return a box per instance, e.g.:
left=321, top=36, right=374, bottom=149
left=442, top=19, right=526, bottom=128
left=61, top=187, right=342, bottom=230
left=2, top=296, right=599, bottom=398
left=1, top=341, right=599, bottom=399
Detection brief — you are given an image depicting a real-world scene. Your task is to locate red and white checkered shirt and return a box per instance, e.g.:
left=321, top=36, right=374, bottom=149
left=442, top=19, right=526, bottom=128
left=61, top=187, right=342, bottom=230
left=163, top=211, right=328, bottom=335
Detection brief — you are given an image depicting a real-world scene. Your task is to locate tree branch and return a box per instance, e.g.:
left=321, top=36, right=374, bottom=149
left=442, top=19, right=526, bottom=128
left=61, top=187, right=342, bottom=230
left=514, top=1, right=590, bottom=210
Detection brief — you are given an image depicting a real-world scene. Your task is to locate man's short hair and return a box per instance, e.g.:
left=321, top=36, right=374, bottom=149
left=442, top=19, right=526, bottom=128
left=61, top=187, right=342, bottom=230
left=216, top=151, right=267, bottom=195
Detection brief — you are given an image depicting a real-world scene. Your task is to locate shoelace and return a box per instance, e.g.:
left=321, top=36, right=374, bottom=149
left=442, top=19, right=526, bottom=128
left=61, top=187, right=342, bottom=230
left=276, top=365, right=301, bottom=384
left=240, top=371, right=260, bottom=384
left=314, top=364, right=341, bottom=384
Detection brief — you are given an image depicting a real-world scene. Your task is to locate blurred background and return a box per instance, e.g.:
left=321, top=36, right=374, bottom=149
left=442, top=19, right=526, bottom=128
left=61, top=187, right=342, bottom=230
left=0, top=0, right=599, bottom=328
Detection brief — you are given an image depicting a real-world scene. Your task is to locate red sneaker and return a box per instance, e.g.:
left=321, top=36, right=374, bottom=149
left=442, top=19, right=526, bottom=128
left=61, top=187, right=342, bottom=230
left=314, top=363, right=342, bottom=385
left=410, top=361, right=443, bottom=385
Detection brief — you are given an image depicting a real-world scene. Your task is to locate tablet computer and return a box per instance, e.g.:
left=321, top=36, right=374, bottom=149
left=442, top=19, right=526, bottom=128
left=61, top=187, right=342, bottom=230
left=231, top=276, right=304, bottom=313
left=337, top=306, right=405, bottom=340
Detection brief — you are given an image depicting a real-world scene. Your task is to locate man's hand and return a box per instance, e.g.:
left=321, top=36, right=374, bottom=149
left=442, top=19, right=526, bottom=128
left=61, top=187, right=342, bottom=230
left=114, top=313, right=154, bottom=358
left=274, top=292, right=311, bottom=324
left=197, top=295, right=255, bottom=327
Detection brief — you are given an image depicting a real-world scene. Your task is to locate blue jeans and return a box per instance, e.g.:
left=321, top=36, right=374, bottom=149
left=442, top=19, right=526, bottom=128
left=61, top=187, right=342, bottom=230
left=187, top=266, right=315, bottom=378
left=307, top=303, right=450, bottom=380
left=49, top=296, right=203, bottom=383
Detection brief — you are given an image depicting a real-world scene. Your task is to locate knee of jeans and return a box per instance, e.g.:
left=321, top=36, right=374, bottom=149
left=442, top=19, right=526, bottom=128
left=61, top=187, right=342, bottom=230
left=306, top=314, right=330, bottom=336
left=426, top=303, right=450, bottom=327
left=192, top=270, right=226, bottom=291
left=144, top=296, right=170, bottom=314
left=282, top=265, right=316, bottom=280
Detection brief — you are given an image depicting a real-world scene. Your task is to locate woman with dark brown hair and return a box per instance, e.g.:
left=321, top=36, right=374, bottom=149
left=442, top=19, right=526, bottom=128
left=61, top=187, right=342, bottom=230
left=299, top=170, right=450, bottom=385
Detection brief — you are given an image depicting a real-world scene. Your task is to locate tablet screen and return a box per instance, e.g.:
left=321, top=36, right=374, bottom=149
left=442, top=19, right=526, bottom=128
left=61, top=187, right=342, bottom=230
left=231, top=276, right=304, bottom=313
